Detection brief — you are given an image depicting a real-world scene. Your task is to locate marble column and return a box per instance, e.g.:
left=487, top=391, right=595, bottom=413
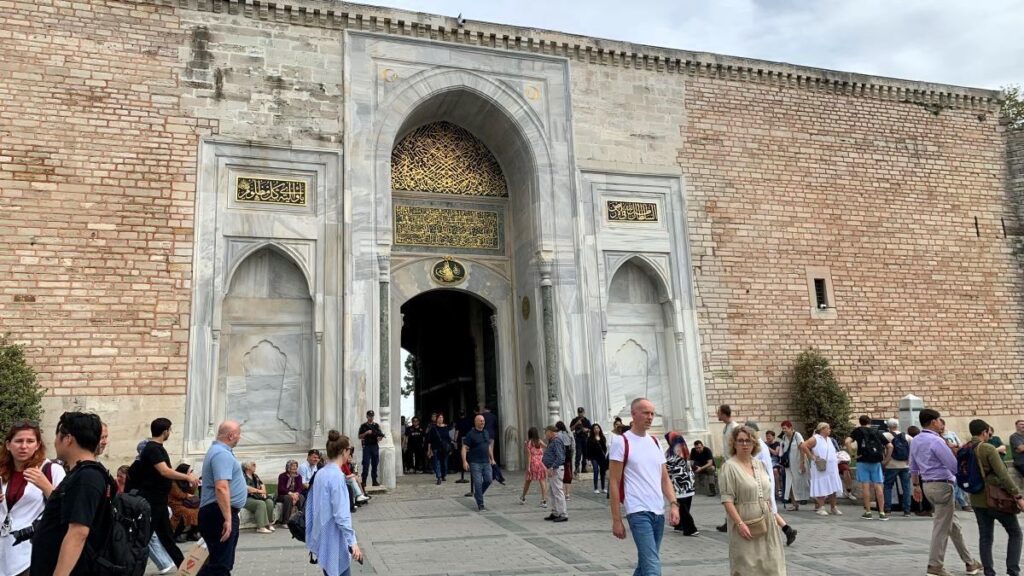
left=377, top=254, right=396, bottom=489
left=539, top=258, right=560, bottom=423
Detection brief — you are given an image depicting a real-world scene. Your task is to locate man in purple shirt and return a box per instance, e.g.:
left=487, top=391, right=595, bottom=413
left=910, top=408, right=981, bottom=576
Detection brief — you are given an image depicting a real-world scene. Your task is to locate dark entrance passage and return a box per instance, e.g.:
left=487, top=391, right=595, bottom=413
left=401, top=290, right=500, bottom=460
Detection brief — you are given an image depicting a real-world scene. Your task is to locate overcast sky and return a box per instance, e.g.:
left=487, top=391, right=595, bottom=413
left=373, top=0, right=1022, bottom=90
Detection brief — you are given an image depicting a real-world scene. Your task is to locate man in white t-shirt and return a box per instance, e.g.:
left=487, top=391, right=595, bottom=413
left=609, top=397, right=679, bottom=576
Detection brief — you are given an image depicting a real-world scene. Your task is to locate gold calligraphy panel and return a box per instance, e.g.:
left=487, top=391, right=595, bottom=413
left=394, top=205, right=501, bottom=250
left=391, top=121, right=508, bottom=197
left=607, top=200, right=658, bottom=222
left=235, top=176, right=308, bottom=206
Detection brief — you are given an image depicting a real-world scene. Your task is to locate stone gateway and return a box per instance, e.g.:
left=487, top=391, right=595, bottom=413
left=1, top=0, right=1020, bottom=485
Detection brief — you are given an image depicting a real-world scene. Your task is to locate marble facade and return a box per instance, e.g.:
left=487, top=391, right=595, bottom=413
left=182, top=31, right=706, bottom=484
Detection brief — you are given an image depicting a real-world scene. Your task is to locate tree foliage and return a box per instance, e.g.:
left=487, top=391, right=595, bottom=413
left=0, top=336, right=46, bottom=432
left=792, top=348, right=853, bottom=440
left=1004, top=85, right=1024, bottom=129
left=401, top=353, right=417, bottom=397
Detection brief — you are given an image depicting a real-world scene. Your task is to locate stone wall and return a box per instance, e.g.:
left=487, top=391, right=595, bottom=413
left=2, top=0, right=1019, bottom=465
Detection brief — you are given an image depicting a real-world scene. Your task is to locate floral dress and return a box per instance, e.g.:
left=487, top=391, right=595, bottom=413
left=526, top=441, right=547, bottom=481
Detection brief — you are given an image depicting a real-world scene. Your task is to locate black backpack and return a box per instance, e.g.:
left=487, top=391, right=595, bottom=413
left=857, top=427, right=885, bottom=463
left=78, top=461, right=152, bottom=576
left=288, top=469, right=317, bottom=543
left=890, top=432, right=910, bottom=461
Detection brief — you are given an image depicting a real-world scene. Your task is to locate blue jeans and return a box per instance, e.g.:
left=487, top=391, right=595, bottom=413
left=591, top=458, right=607, bottom=491
left=197, top=504, right=240, bottom=576
left=433, top=450, right=448, bottom=480
left=148, top=532, right=174, bottom=572
left=469, top=461, right=493, bottom=508
left=883, top=468, right=911, bottom=513
left=626, top=511, right=665, bottom=576
left=975, top=507, right=1022, bottom=576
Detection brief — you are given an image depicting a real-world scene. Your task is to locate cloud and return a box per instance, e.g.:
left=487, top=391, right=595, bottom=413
left=375, top=0, right=1022, bottom=89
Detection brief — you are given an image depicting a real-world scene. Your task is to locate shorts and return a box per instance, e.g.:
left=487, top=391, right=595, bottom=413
left=855, top=461, right=883, bottom=484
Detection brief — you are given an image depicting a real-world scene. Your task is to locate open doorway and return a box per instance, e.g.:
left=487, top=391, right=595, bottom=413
left=400, top=289, right=500, bottom=462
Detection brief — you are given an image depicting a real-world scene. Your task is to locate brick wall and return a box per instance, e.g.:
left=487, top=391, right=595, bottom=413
left=0, top=0, right=207, bottom=397
left=3, top=0, right=1019, bottom=433
left=684, top=77, right=1023, bottom=423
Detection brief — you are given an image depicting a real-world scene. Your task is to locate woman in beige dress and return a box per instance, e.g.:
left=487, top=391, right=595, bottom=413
left=720, top=425, right=787, bottom=576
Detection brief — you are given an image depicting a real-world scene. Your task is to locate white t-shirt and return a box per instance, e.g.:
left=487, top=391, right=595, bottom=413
left=756, top=439, right=778, bottom=514
left=609, top=430, right=667, bottom=515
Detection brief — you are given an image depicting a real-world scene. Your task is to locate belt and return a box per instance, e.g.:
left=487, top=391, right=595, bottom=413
left=922, top=480, right=954, bottom=485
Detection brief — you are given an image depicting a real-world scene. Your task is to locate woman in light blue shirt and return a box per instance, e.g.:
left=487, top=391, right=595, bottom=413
left=306, top=430, right=363, bottom=576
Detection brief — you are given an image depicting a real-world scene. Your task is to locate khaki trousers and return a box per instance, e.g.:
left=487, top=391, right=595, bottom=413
left=922, top=482, right=976, bottom=568
left=547, top=466, right=567, bottom=517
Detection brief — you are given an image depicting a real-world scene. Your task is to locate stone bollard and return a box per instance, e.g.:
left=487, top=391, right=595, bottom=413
left=898, top=394, right=924, bottom=432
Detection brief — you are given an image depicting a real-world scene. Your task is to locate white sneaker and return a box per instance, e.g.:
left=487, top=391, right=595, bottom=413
left=815, top=509, right=829, bottom=516
left=594, top=489, right=601, bottom=494
left=356, top=495, right=369, bottom=503
left=846, top=492, right=858, bottom=501
left=539, top=500, right=548, bottom=508
left=602, top=488, right=608, bottom=494
left=519, top=496, right=526, bottom=505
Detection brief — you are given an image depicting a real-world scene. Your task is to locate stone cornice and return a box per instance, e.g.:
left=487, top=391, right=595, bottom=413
left=148, top=0, right=1002, bottom=111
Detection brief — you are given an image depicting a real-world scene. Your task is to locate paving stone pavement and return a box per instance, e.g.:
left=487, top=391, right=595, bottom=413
left=153, top=472, right=1013, bottom=575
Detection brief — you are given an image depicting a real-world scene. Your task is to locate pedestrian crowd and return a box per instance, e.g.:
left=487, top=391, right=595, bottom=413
left=4, top=401, right=1024, bottom=576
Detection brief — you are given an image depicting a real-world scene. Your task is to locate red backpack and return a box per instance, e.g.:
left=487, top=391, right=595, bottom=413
left=618, top=434, right=661, bottom=503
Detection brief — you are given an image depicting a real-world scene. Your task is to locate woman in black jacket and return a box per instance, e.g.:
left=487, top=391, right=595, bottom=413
left=587, top=424, right=609, bottom=493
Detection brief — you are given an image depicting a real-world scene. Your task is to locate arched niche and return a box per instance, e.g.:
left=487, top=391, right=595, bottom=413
left=219, top=248, right=314, bottom=448
left=604, top=259, right=672, bottom=426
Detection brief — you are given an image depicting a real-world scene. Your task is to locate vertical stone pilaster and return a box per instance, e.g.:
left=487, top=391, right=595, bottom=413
left=377, top=254, right=391, bottom=414
left=539, top=257, right=560, bottom=423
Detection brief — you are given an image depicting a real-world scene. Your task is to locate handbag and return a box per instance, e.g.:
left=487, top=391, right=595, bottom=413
left=815, top=457, right=827, bottom=472
left=739, top=462, right=769, bottom=538
left=978, top=454, right=1020, bottom=515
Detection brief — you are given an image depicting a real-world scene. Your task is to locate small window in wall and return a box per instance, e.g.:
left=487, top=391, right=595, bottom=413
left=813, top=278, right=828, bottom=309
left=805, top=266, right=837, bottom=319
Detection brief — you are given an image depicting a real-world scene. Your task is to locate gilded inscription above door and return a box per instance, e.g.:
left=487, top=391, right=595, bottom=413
left=235, top=176, right=308, bottom=206
left=607, top=200, right=658, bottom=222
left=394, top=205, right=501, bottom=250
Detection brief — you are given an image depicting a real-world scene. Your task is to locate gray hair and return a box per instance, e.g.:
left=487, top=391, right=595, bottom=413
left=285, top=459, right=298, bottom=471
left=243, top=460, right=257, bottom=471
left=886, top=418, right=899, bottom=430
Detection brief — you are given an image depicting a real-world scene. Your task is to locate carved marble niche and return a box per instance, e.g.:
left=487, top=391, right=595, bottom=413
left=605, top=260, right=668, bottom=427
left=220, top=248, right=313, bottom=447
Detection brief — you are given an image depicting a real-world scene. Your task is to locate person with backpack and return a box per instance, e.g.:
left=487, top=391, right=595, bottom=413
left=609, top=398, right=680, bottom=576
left=882, top=418, right=913, bottom=517
left=1, top=420, right=66, bottom=576
left=29, top=412, right=109, bottom=576
left=305, top=430, right=363, bottom=576
left=847, top=415, right=890, bottom=520
left=910, top=409, right=982, bottom=576
left=964, top=419, right=1024, bottom=576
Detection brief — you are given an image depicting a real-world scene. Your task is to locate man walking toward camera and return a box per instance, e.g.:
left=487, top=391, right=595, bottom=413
left=462, top=414, right=495, bottom=511
left=609, top=398, right=679, bottom=576
left=911, top=409, right=982, bottom=576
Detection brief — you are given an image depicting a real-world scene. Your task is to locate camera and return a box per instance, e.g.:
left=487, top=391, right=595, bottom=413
left=11, top=524, right=35, bottom=546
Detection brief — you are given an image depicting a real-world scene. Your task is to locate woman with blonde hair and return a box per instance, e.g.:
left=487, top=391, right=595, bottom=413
left=800, top=422, right=844, bottom=516
left=0, top=420, right=65, bottom=576
left=720, top=425, right=786, bottom=575
left=306, top=431, right=363, bottom=576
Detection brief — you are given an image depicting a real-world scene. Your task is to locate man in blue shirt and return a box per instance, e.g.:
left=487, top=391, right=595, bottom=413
left=461, top=415, right=495, bottom=511
left=197, top=420, right=247, bottom=576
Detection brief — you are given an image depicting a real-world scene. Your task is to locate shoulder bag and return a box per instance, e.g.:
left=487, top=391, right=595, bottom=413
left=978, top=453, right=1020, bottom=515
left=740, top=462, right=769, bottom=538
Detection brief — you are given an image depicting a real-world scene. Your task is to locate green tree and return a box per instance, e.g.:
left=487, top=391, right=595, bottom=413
left=0, top=335, right=46, bottom=432
left=1003, top=85, right=1024, bottom=129
left=401, top=353, right=417, bottom=397
left=792, top=348, right=853, bottom=440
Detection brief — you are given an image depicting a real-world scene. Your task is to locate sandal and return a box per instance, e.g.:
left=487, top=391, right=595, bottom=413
left=785, top=504, right=799, bottom=512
